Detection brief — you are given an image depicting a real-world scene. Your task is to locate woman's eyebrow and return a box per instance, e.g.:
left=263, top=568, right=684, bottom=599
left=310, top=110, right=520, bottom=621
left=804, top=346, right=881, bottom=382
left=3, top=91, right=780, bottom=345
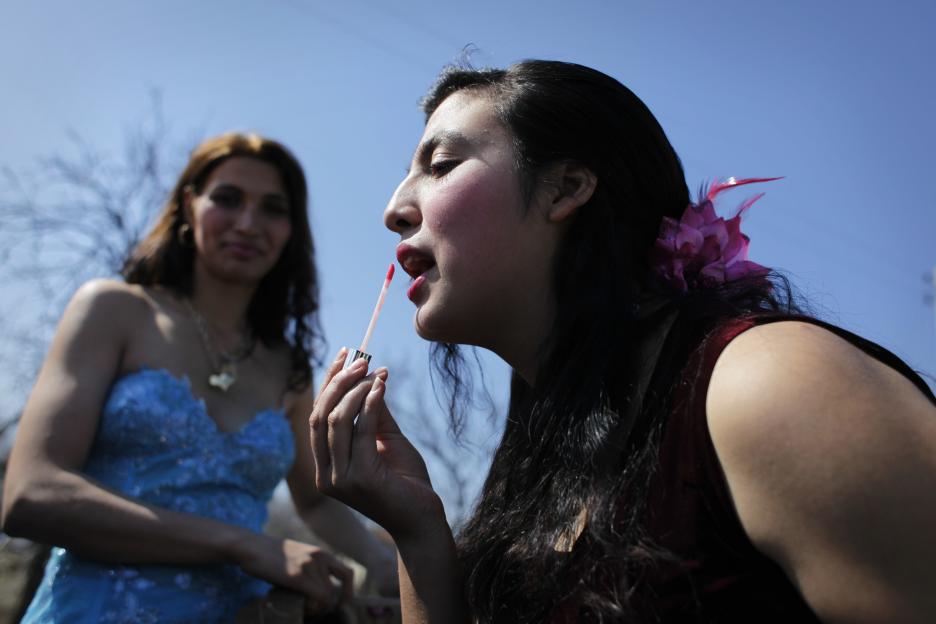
left=209, top=182, right=288, bottom=202
left=414, top=130, right=473, bottom=164
left=404, top=130, right=475, bottom=174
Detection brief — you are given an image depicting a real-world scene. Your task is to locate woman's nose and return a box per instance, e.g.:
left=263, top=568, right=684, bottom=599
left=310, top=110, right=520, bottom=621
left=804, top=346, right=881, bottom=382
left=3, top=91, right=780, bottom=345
left=383, top=179, right=422, bottom=234
left=234, top=203, right=260, bottom=232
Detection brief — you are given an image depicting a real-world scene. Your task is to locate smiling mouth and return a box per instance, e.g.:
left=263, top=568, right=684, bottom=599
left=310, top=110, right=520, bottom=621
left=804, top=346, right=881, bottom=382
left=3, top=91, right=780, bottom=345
left=225, top=242, right=262, bottom=257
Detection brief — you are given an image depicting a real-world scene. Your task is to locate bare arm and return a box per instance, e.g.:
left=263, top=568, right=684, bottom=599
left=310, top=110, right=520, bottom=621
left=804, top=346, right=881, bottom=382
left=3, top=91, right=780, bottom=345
left=310, top=352, right=467, bottom=623
left=2, top=280, right=242, bottom=563
left=707, top=321, right=936, bottom=624
left=1, top=280, right=351, bottom=608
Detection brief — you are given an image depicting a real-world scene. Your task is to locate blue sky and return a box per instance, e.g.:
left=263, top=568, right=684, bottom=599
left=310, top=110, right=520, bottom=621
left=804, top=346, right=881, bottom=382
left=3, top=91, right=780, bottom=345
left=2, top=1, right=934, bottom=504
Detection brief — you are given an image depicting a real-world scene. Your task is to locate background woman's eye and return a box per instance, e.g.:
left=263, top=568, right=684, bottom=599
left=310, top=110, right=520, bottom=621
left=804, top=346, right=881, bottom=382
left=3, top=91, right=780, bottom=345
left=263, top=201, right=290, bottom=216
left=211, top=191, right=241, bottom=207
left=429, top=160, right=458, bottom=177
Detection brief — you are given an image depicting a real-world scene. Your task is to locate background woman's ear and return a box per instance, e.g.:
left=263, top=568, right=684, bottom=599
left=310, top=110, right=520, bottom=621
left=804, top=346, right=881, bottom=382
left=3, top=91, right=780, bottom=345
left=538, top=161, right=598, bottom=223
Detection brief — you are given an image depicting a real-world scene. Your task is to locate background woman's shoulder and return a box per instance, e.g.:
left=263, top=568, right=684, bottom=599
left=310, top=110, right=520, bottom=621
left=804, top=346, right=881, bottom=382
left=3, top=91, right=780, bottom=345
left=63, top=278, right=154, bottom=334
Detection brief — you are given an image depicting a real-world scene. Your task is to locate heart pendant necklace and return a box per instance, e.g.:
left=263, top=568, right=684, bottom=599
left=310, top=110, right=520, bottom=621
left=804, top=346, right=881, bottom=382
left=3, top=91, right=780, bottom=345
left=186, top=299, right=255, bottom=392
left=208, top=365, right=237, bottom=392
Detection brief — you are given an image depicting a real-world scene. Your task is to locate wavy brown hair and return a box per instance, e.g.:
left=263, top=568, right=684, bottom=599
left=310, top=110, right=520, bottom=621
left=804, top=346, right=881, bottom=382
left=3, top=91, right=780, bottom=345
left=122, top=132, right=322, bottom=391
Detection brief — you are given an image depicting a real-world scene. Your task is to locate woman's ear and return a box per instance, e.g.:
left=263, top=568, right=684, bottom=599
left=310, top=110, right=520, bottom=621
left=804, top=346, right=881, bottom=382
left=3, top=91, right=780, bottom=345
left=536, top=161, right=598, bottom=223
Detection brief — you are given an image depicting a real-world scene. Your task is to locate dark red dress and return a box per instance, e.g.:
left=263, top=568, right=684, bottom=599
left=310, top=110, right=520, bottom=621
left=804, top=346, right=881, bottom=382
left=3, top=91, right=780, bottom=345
left=553, top=315, right=934, bottom=622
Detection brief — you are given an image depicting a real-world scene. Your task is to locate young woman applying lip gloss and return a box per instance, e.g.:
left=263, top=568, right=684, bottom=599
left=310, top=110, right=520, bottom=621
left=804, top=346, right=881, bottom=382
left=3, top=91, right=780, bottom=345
left=310, top=61, right=936, bottom=623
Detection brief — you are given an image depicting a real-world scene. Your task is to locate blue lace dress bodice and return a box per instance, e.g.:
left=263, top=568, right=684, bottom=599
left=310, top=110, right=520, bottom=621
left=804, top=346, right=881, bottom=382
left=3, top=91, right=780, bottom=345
left=23, top=368, right=296, bottom=624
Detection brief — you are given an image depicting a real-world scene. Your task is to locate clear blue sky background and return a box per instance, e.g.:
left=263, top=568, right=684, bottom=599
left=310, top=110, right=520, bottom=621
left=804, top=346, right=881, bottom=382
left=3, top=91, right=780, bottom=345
left=2, top=1, right=934, bottom=505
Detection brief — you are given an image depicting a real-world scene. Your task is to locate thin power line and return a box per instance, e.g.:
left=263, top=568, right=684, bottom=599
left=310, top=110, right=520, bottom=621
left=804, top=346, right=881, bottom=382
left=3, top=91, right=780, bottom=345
left=355, top=0, right=466, bottom=52
left=279, top=0, right=439, bottom=73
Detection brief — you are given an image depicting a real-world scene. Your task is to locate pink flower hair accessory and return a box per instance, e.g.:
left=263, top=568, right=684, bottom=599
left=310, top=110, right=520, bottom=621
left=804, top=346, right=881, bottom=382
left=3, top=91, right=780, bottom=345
left=649, top=176, right=781, bottom=293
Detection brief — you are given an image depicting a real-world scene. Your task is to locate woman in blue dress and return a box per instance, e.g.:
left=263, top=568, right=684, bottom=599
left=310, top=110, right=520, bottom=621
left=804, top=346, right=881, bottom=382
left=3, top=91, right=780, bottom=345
left=2, top=133, right=397, bottom=622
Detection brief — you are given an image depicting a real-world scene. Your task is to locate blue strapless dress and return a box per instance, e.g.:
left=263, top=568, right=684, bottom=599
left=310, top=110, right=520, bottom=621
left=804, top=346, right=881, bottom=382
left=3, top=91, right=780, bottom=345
left=22, top=368, right=296, bottom=624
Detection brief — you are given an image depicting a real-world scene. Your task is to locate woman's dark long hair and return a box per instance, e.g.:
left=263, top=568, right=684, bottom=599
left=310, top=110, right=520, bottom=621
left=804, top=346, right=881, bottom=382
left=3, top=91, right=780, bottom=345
left=122, top=133, right=322, bottom=391
left=423, top=60, right=797, bottom=622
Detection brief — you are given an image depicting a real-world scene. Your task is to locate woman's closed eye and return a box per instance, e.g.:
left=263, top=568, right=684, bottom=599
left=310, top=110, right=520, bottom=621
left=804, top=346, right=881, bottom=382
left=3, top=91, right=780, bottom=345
left=429, top=159, right=459, bottom=177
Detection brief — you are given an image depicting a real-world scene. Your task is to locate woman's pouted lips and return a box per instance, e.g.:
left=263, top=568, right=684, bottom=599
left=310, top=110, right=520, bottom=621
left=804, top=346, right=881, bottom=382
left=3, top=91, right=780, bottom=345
left=396, top=243, right=435, bottom=301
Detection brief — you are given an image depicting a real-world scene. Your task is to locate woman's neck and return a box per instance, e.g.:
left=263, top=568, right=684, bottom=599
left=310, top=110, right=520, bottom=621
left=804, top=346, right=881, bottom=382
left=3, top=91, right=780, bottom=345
left=188, top=262, right=256, bottom=336
left=492, top=294, right=555, bottom=388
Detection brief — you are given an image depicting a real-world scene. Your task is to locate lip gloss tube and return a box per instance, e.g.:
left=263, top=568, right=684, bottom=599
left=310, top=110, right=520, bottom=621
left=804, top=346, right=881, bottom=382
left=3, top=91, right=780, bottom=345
left=344, top=263, right=395, bottom=369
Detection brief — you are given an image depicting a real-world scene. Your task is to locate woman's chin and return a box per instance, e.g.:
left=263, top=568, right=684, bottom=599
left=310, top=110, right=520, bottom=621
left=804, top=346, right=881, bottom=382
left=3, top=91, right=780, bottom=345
left=205, top=262, right=269, bottom=287
left=412, top=312, right=439, bottom=342
left=413, top=306, right=455, bottom=344
left=413, top=308, right=485, bottom=350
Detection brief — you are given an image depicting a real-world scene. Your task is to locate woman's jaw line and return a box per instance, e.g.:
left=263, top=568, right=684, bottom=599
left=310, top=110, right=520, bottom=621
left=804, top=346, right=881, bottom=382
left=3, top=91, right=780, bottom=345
left=410, top=299, right=551, bottom=387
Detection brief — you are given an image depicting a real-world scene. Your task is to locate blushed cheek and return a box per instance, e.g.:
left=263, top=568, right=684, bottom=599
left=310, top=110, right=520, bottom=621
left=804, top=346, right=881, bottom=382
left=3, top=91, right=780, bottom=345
left=196, top=210, right=227, bottom=249
left=429, top=177, right=519, bottom=260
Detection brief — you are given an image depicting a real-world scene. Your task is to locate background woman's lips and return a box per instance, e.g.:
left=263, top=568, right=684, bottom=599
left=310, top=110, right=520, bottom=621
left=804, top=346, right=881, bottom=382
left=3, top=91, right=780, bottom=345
left=225, top=242, right=261, bottom=259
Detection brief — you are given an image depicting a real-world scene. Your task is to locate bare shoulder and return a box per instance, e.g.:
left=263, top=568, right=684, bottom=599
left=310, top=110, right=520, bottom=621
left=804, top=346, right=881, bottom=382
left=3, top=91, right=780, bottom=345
left=51, top=279, right=152, bottom=367
left=707, top=320, right=934, bottom=456
left=67, top=278, right=151, bottom=324
left=706, top=320, right=936, bottom=621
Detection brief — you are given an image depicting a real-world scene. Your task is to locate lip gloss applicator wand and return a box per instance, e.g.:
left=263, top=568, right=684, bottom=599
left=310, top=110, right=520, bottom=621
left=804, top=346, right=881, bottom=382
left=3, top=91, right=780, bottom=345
left=345, top=263, right=395, bottom=368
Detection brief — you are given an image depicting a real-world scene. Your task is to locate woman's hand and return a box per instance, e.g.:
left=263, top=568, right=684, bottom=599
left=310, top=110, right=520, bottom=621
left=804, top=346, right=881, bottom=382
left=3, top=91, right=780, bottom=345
left=235, top=532, right=353, bottom=615
left=309, top=351, right=447, bottom=540
left=311, top=351, right=468, bottom=622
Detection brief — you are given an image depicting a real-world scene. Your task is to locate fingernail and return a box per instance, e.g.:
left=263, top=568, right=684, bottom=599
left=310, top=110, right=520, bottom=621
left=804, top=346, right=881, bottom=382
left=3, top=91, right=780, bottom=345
left=335, top=347, right=348, bottom=361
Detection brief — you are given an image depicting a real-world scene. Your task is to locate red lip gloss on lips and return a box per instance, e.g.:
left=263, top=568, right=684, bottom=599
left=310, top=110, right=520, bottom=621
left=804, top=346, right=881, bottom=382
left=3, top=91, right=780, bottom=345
left=406, top=274, right=426, bottom=301
left=396, top=243, right=433, bottom=302
left=345, top=263, right=395, bottom=368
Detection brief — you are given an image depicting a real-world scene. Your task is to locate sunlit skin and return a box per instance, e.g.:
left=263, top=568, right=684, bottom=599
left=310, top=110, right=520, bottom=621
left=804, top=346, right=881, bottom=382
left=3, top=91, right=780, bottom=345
left=185, top=156, right=293, bottom=289
left=383, top=91, right=563, bottom=382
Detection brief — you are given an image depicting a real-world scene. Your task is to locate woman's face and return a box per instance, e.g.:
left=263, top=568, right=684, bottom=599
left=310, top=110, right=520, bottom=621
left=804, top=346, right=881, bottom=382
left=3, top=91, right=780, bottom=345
left=186, top=156, right=293, bottom=286
left=384, top=91, right=560, bottom=353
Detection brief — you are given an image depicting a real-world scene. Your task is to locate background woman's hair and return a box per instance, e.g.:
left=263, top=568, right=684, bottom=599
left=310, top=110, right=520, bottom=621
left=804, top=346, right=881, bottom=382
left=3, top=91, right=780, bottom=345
left=122, top=132, right=323, bottom=392
left=422, top=60, right=798, bottom=622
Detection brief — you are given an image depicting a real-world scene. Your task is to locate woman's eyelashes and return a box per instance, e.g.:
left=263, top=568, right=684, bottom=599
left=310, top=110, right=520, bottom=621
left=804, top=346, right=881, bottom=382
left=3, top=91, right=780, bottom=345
left=262, top=199, right=290, bottom=217
left=428, top=159, right=459, bottom=177
left=208, top=187, right=289, bottom=217
left=210, top=187, right=242, bottom=208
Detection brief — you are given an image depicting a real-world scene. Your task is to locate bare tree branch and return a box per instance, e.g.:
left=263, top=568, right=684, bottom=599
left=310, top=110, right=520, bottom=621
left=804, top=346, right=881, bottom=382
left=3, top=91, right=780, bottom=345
left=384, top=359, right=499, bottom=527
left=0, top=94, right=182, bottom=426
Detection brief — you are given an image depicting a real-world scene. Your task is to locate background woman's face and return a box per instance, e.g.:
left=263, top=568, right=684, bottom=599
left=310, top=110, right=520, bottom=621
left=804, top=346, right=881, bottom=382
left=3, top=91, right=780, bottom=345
left=187, top=156, right=293, bottom=286
left=384, top=92, right=560, bottom=351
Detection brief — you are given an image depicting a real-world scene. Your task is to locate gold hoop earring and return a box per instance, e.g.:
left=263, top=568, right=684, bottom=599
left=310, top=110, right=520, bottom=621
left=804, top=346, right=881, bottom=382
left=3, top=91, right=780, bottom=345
left=177, top=223, right=194, bottom=246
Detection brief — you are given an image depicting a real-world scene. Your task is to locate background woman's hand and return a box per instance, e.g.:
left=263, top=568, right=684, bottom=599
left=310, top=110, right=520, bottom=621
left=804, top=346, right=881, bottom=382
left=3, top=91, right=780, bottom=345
left=236, top=532, right=353, bottom=614
left=309, top=351, right=447, bottom=540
